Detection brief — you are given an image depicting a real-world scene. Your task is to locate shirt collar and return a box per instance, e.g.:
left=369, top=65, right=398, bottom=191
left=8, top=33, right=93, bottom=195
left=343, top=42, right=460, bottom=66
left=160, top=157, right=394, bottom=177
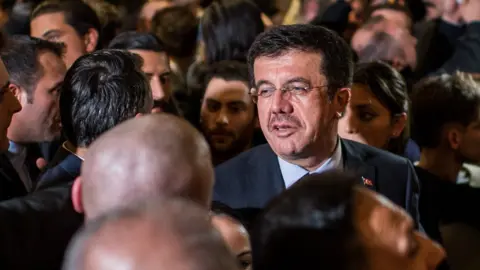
left=278, top=139, right=343, bottom=188
left=8, top=141, right=26, bottom=155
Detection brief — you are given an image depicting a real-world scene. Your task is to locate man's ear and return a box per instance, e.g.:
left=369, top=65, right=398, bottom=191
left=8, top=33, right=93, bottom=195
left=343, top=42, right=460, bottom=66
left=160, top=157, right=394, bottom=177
left=84, top=28, right=99, bottom=53
left=71, top=176, right=84, bottom=214
left=9, top=83, right=22, bottom=101
left=447, top=126, right=464, bottom=150
left=391, top=113, right=407, bottom=138
left=334, top=87, right=351, bottom=116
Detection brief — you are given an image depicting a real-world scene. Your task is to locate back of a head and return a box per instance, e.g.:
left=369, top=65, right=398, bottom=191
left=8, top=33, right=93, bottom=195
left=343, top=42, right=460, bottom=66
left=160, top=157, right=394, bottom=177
left=411, top=72, right=480, bottom=149
left=357, top=31, right=401, bottom=65
left=151, top=5, right=198, bottom=59
left=108, top=31, right=166, bottom=52
left=247, top=24, right=353, bottom=98
left=31, top=0, right=102, bottom=49
left=201, top=0, right=264, bottom=64
left=252, top=171, right=363, bottom=270
left=81, top=114, right=213, bottom=219
left=60, top=49, right=152, bottom=148
left=63, top=198, right=238, bottom=270
left=0, top=35, right=64, bottom=101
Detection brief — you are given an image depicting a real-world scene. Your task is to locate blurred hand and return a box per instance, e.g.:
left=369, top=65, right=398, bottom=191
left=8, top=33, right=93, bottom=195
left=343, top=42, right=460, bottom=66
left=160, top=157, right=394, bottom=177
left=460, top=0, right=480, bottom=23
left=36, top=157, right=47, bottom=170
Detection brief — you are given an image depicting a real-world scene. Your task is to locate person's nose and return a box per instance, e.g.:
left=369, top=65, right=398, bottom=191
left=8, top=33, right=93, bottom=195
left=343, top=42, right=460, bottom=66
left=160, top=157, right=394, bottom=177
left=344, top=112, right=359, bottom=134
left=271, top=88, right=293, bottom=114
left=415, top=232, right=446, bottom=270
left=150, top=76, right=166, bottom=101
left=215, top=108, right=229, bottom=126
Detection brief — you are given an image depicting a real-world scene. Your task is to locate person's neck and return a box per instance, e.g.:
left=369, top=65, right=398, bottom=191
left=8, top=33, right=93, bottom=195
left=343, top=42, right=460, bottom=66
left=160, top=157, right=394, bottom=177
left=417, top=148, right=462, bottom=183
left=64, top=141, right=87, bottom=160
left=286, top=135, right=338, bottom=172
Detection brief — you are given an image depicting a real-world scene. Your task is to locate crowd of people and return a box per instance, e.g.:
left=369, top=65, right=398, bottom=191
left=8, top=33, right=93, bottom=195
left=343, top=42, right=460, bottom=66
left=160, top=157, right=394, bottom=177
left=0, top=0, right=478, bottom=269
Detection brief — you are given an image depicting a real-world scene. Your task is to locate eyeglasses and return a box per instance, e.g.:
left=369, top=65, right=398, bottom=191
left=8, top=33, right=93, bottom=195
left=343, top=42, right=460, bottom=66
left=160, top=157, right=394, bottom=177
left=249, top=84, right=328, bottom=103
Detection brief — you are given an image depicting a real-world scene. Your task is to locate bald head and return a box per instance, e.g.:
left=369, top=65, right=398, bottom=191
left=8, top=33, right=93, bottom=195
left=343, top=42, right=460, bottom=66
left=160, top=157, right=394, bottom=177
left=79, top=114, right=214, bottom=220
left=63, top=198, right=239, bottom=270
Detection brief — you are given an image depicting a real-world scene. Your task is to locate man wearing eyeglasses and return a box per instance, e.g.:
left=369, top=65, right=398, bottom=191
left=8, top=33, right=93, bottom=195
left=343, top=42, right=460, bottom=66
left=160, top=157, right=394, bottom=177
left=213, top=24, right=421, bottom=227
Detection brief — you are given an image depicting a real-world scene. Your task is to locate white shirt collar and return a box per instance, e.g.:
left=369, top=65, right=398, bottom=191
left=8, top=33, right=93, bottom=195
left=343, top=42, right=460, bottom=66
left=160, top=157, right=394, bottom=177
left=278, top=139, right=343, bottom=188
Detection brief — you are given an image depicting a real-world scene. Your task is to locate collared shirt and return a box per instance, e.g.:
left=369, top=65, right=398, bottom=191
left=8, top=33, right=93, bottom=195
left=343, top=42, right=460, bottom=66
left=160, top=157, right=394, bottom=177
left=278, top=139, right=343, bottom=188
left=6, top=141, right=32, bottom=191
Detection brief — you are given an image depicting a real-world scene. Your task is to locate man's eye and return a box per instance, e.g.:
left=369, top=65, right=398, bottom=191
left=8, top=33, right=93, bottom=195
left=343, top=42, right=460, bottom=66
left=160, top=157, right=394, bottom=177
left=359, top=112, right=376, bottom=122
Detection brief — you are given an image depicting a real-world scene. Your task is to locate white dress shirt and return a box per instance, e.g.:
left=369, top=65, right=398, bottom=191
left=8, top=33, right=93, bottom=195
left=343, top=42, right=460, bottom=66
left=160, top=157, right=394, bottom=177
left=278, top=139, right=343, bottom=188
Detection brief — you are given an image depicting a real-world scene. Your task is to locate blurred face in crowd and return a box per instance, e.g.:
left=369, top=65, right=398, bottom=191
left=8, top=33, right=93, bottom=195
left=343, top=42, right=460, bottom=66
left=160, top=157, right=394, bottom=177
left=370, top=8, right=412, bottom=29
left=200, top=78, right=256, bottom=157
left=445, top=113, right=480, bottom=164
left=212, top=214, right=252, bottom=270
left=0, top=61, right=21, bottom=151
left=355, top=187, right=446, bottom=270
left=423, top=0, right=444, bottom=20
left=138, top=0, right=172, bottom=31
left=252, top=50, right=349, bottom=164
left=130, top=49, right=172, bottom=113
left=30, top=12, right=98, bottom=68
left=338, top=83, right=406, bottom=150
left=7, top=51, right=65, bottom=143
left=391, top=25, right=417, bottom=70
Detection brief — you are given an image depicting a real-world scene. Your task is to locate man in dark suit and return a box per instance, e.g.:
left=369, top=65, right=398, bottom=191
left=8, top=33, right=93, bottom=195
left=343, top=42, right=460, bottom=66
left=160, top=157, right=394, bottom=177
left=214, top=24, right=420, bottom=224
left=0, top=36, right=66, bottom=191
left=0, top=49, right=153, bottom=270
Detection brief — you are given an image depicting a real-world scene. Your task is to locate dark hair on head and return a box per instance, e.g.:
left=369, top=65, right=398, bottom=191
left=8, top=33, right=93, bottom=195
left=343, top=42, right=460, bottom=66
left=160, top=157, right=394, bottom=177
left=60, top=49, right=152, bottom=148
left=248, top=24, right=354, bottom=99
left=411, top=72, right=480, bottom=149
left=151, top=5, right=198, bottom=58
left=252, top=171, right=365, bottom=270
left=205, top=60, right=249, bottom=89
left=353, top=61, right=408, bottom=155
left=0, top=35, right=64, bottom=103
left=108, top=31, right=165, bottom=52
left=365, top=3, right=412, bottom=28
left=31, top=0, right=102, bottom=50
left=201, top=0, right=264, bottom=64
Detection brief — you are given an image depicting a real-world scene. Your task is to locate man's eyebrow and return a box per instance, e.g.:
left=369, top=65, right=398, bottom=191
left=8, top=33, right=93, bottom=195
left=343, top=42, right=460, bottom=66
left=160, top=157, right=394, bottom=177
left=42, top=29, right=61, bottom=38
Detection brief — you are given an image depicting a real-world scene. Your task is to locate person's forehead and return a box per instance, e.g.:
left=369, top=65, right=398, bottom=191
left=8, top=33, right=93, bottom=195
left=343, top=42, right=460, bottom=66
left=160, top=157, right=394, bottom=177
left=252, top=50, right=324, bottom=82
left=31, top=12, right=69, bottom=32
left=205, top=78, right=250, bottom=99
left=0, top=61, right=8, bottom=87
left=129, top=50, right=169, bottom=70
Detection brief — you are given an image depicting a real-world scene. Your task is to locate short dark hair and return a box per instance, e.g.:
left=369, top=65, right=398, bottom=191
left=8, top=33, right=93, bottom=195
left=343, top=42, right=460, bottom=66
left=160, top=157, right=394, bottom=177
left=201, top=0, right=264, bottom=64
left=411, top=72, right=480, bottom=148
left=151, top=6, right=198, bottom=58
left=0, top=35, right=64, bottom=103
left=353, top=61, right=408, bottom=155
left=60, top=49, right=152, bottom=148
left=31, top=0, right=102, bottom=49
left=252, top=171, right=365, bottom=270
left=366, top=3, right=412, bottom=28
left=108, top=31, right=165, bottom=52
left=205, top=61, right=249, bottom=88
left=247, top=24, right=354, bottom=98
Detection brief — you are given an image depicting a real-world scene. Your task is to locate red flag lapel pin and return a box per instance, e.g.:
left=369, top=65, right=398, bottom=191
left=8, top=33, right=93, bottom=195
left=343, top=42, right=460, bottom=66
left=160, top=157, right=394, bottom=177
left=362, top=176, right=373, bottom=187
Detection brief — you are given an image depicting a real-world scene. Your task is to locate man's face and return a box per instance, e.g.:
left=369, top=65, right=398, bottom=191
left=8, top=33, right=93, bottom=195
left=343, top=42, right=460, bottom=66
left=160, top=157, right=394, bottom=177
left=31, top=12, right=92, bottom=68
left=253, top=50, right=347, bottom=161
left=452, top=116, right=480, bottom=163
left=130, top=50, right=172, bottom=113
left=0, top=61, right=21, bottom=151
left=200, top=78, right=256, bottom=154
left=355, top=188, right=446, bottom=270
left=8, top=51, right=66, bottom=143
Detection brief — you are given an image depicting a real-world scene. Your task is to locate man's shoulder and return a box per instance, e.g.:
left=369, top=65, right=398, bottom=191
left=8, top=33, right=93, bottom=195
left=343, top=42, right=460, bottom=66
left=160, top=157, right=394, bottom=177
left=215, top=144, right=275, bottom=174
left=343, top=139, right=410, bottom=167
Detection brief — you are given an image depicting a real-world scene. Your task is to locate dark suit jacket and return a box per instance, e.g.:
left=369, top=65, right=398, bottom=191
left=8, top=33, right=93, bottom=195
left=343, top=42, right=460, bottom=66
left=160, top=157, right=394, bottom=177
left=0, top=149, right=83, bottom=270
left=0, top=153, right=28, bottom=200
left=214, top=139, right=420, bottom=224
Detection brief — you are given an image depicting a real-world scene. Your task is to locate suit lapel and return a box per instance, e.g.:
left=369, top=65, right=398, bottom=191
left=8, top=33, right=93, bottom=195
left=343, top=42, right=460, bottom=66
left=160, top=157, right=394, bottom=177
left=341, top=139, right=378, bottom=192
left=0, top=153, right=27, bottom=195
left=246, top=145, right=285, bottom=205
